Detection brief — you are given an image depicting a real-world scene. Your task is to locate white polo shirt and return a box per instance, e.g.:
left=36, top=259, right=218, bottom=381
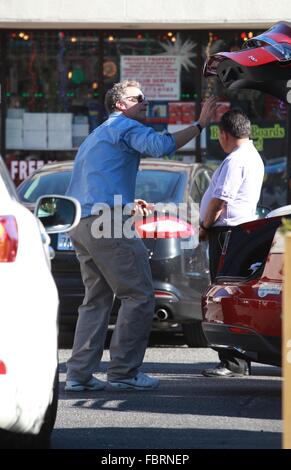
left=200, top=140, right=264, bottom=227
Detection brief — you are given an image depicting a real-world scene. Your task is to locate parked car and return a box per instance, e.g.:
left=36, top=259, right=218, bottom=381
left=17, top=159, right=213, bottom=346
left=0, top=155, right=80, bottom=448
left=201, top=20, right=291, bottom=366
left=202, top=208, right=291, bottom=367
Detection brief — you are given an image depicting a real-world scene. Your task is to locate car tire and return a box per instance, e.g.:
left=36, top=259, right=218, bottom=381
left=182, top=322, right=208, bottom=348
left=0, top=367, right=59, bottom=449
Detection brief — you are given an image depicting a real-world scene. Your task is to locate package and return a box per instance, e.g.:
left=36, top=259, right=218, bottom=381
left=73, top=115, right=89, bottom=124
left=48, top=131, right=72, bottom=149
left=48, top=113, right=73, bottom=131
left=7, top=108, right=25, bottom=119
left=23, top=130, right=47, bottom=149
left=23, top=113, right=47, bottom=130
left=6, top=129, right=23, bottom=149
left=72, top=124, right=89, bottom=136
left=6, top=118, right=23, bottom=130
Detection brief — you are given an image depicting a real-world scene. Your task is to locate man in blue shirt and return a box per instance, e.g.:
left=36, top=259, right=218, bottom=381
left=65, top=80, right=217, bottom=391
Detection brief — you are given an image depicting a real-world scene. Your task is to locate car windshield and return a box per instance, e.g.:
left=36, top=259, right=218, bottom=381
left=18, top=168, right=185, bottom=203
left=135, top=170, right=184, bottom=203
left=18, top=170, right=72, bottom=202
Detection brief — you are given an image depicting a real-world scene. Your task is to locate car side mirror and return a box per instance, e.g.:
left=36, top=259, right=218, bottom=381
left=34, top=195, right=81, bottom=234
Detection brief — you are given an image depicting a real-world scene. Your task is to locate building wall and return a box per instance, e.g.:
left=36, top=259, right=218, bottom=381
left=0, top=0, right=291, bottom=29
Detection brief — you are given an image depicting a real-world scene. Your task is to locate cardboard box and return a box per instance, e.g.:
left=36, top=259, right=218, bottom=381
left=48, top=113, right=73, bottom=131
left=72, top=124, right=89, bottom=136
left=6, top=129, right=23, bottom=149
left=23, top=113, right=47, bottom=130
left=23, top=130, right=47, bottom=149
left=6, top=118, right=23, bottom=130
left=73, top=115, right=89, bottom=124
left=48, top=131, right=72, bottom=149
left=7, top=108, right=25, bottom=119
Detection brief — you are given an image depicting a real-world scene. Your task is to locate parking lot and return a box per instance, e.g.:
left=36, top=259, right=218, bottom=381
left=52, top=332, right=282, bottom=450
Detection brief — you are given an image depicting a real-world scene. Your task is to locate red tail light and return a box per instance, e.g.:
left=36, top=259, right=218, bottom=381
left=0, top=216, right=18, bottom=262
left=0, top=360, right=7, bottom=374
left=135, top=215, right=195, bottom=239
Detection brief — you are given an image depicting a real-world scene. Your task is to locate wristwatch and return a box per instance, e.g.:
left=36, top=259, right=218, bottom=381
left=194, top=121, right=203, bottom=134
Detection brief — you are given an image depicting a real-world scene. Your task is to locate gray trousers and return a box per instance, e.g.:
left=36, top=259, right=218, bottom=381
left=66, top=215, right=155, bottom=382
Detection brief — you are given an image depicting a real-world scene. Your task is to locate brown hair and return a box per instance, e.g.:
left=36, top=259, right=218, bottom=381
left=104, top=80, right=141, bottom=113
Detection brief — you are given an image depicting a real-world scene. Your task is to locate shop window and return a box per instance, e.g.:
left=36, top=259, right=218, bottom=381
left=4, top=30, right=102, bottom=183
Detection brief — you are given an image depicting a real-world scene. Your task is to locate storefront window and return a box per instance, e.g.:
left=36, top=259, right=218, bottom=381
left=4, top=30, right=101, bottom=184
left=1, top=28, right=288, bottom=208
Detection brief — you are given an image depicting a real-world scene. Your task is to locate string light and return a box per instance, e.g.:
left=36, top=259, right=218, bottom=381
left=167, top=32, right=173, bottom=37
left=108, top=35, right=114, bottom=42
left=70, top=37, right=77, bottom=43
left=92, top=82, right=98, bottom=90
left=171, top=36, right=176, bottom=43
left=67, top=71, right=73, bottom=79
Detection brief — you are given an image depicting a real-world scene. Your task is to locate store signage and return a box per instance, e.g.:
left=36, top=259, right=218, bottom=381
left=209, top=122, right=287, bottom=155
left=8, top=159, right=53, bottom=182
left=121, top=55, right=180, bottom=101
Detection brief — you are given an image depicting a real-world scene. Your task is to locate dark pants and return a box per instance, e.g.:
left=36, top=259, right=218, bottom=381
left=208, top=226, right=250, bottom=373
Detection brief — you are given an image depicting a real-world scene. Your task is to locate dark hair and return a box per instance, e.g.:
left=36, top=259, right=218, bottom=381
left=219, top=108, right=251, bottom=139
left=104, top=80, right=141, bottom=114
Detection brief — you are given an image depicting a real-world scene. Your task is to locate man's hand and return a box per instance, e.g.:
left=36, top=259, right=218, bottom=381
left=132, top=199, right=153, bottom=216
left=199, top=227, right=208, bottom=242
left=198, top=96, right=218, bottom=128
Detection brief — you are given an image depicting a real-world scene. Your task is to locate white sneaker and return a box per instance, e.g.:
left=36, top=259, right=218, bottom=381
left=65, top=376, right=105, bottom=391
left=108, top=372, right=159, bottom=390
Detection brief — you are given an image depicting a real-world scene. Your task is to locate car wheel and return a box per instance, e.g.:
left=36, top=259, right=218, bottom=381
left=0, top=368, right=59, bottom=449
left=182, top=322, right=208, bottom=347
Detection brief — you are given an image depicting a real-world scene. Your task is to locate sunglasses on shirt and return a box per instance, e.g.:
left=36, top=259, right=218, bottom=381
left=123, top=94, right=146, bottom=103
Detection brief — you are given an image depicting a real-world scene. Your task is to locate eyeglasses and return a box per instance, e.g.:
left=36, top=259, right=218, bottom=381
left=123, top=94, right=146, bottom=103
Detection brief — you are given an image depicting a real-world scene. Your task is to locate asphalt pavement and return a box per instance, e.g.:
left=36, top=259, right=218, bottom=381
left=52, top=332, right=282, bottom=450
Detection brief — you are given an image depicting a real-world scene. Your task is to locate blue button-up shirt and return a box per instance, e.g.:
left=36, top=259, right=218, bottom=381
left=66, top=112, right=176, bottom=218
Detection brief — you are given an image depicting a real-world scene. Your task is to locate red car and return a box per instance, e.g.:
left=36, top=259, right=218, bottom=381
left=202, top=208, right=291, bottom=366
left=202, top=21, right=291, bottom=367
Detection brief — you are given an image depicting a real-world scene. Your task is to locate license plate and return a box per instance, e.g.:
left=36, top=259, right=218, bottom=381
left=57, top=233, right=74, bottom=251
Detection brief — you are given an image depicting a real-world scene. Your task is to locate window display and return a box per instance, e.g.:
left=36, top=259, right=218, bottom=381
left=0, top=28, right=288, bottom=208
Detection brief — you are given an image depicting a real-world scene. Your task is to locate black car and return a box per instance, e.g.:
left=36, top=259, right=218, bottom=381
left=18, top=159, right=213, bottom=346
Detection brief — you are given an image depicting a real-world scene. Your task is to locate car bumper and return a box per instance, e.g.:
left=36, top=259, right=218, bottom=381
left=55, top=277, right=205, bottom=332
left=202, top=322, right=281, bottom=366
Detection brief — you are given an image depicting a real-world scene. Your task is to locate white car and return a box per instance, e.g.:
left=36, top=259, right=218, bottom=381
left=0, top=156, right=80, bottom=448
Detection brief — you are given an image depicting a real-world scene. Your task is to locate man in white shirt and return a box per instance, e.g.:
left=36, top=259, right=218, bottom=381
left=199, top=108, right=264, bottom=377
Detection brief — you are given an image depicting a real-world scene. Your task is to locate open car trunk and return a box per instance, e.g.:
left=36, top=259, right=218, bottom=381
left=216, top=216, right=284, bottom=281
left=204, top=21, right=291, bottom=102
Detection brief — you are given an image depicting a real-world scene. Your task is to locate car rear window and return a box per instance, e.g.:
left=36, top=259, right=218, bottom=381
left=135, top=170, right=184, bottom=203
left=18, top=171, right=72, bottom=202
